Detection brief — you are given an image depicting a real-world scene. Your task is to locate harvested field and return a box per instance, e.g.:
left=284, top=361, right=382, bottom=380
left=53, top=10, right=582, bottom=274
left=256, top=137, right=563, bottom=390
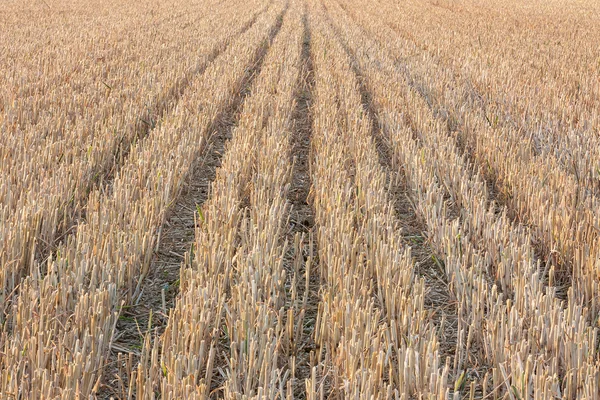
left=2, top=0, right=600, bottom=398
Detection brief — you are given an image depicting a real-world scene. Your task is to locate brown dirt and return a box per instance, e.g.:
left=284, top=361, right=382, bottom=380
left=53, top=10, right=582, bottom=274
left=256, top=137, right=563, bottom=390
left=283, top=8, right=319, bottom=398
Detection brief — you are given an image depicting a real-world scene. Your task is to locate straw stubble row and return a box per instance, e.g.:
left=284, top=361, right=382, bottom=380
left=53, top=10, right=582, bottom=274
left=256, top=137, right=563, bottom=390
left=0, top=0, right=271, bottom=326
left=3, top=0, right=600, bottom=398
left=324, top=0, right=600, bottom=397
left=0, top=2, right=285, bottom=396
left=130, top=2, right=305, bottom=397
left=306, top=7, right=446, bottom=398
left=337, top=0, right=600, bottom=311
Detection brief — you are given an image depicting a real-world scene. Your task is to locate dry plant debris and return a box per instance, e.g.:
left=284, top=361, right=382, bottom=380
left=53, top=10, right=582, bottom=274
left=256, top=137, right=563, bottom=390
left=2, top=0, right=600, bottom=398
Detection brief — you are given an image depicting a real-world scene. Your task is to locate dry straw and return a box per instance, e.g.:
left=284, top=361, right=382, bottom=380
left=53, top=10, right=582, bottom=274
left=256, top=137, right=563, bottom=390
left=2, top=0, right=600, bottom=398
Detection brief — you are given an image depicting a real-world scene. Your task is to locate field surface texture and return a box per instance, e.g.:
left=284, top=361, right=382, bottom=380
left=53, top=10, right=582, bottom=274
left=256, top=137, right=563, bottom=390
left=1, top=0, right=600, bottom=398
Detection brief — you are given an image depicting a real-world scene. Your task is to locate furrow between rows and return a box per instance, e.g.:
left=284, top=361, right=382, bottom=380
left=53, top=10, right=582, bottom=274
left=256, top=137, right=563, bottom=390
left=0, top=3, right=288, bottom=397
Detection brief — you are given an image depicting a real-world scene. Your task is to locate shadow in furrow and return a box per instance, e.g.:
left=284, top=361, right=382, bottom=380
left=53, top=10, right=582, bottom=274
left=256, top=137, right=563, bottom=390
left=284, top=7, right=319, bottom=399
left=0, top=0, right=275, bottom=336
left=38, top=0, right=273, bottom=267
left=335, top=0, right=570, bottom=300
left=320, top=2, right=460, bottom=383
left=97, top=4, right=290, bottom=398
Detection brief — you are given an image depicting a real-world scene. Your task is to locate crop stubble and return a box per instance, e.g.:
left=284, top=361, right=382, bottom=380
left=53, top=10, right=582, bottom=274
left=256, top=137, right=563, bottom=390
left=2, top=0, right=600, bottom=398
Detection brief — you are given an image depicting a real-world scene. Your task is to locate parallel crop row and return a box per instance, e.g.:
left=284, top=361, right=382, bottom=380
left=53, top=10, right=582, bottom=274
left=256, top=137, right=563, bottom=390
left=351, top=0, right=600, bottom=196
left=130, top=1, right=303, bottom=397
left=0, top=1, right=283, bottom=396
left=0, top=0, right=270, bottom=324
left=324, top=0, right=600, bottom=397
left=337, top=0, right=600, bottom=311
left=3, top=0, right=600, bottom=398
left=306, top=7, right=446, bottom=398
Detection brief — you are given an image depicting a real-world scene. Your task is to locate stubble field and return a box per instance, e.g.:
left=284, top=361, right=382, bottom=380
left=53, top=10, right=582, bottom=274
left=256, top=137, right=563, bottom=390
left=1, top=0, right=600, bottom=398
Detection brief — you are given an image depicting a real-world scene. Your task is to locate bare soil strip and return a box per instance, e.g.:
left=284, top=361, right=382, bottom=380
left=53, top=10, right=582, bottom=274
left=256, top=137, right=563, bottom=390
left=98, top=6, right=288, bottom=398
left=284, top=8, right=319, bottom=398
